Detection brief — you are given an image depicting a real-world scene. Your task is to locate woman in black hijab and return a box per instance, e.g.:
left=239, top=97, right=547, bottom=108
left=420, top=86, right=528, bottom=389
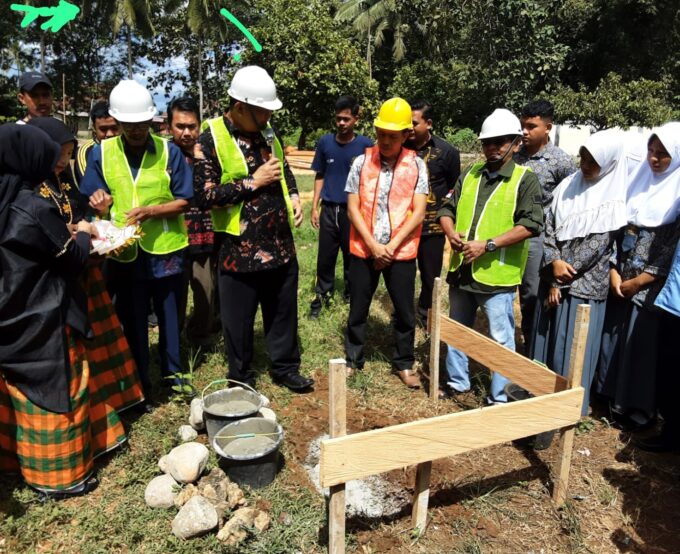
left=0, top=123, right=139, bottom=498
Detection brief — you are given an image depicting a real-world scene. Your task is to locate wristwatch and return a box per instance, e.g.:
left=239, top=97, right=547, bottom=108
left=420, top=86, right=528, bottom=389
left=485, top=239, right=497, bottom=252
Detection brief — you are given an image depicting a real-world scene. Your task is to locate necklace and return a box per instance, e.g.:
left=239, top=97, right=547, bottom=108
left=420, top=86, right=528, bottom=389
left=39, top=175, right=73, bottom=224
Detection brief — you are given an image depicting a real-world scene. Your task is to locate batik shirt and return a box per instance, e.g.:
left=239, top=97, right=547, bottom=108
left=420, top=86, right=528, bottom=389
left=515, top=141, right=577, bottom=210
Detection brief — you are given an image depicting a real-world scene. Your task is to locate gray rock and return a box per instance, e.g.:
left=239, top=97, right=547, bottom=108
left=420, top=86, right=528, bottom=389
left=198, top=467, right=229, bottom=503
left=144, top=474, right=178, bottom=508
left=217, top=507, right=269, bottom=545
left=166, top=442, right=209, bottom=484
left=258, top=407, right=276, bottom=422
left=172, top=496, right=219, bottom=539
left=178, top=425, right=198, bottom=443
left=174, top=483, right=200, bottom=508
left=259, top=394, right=271, bottom=408
left=158, top=455, right=170, bottom=474
left=189, top=397, right=205, bottom=431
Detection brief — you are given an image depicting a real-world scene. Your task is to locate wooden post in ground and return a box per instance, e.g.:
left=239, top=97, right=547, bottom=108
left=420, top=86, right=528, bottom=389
left=411, top=461, right=432, bottom=532
left=328, top=359, right=347, bottom=554
left=429, top=277, right=442, bottom=401
left=552, top=304, right=590, bottom=505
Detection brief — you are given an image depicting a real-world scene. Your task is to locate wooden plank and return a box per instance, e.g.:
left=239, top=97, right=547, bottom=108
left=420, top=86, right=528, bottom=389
left=320, top=387, right=583, bottom=487
left=553, top=305, right=590, bottom=505
left=429, top=277, right=442, bottom=400
left=328, top=359, right=347, bottom=554
left=411, top=461, right=432, bottom=532
left=439, top=315, right=567, bottom=396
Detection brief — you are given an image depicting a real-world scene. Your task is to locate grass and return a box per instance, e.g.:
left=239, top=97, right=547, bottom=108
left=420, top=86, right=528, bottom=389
left=0, top=173, right=669, bottom=553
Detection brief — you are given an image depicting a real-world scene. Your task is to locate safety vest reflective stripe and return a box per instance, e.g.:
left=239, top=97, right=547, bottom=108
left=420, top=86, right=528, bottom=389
left=449, top=162, right=530, bottom=286
left=101, top=135, right=188, bottom=262
left=208, top=116, right=294, bottom=235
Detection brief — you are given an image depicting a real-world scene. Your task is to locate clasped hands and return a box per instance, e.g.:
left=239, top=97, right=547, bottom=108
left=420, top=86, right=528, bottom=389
left=370, top=241, right=397, bottom=270
left=447, top=232, right=486, bottom=264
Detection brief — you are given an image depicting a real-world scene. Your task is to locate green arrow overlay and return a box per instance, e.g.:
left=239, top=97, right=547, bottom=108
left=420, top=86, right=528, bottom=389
left=219, top=7, right=262, bottom=61
left=11, top=0, right=80, bottom=33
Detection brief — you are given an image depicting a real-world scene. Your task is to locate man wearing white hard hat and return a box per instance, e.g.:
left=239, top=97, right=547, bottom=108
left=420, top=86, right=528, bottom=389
left=80, top=79, right=194, bottom=408
left=193, top=65, right=313, bottom=392
left=436, top=108, right=543, bottom=403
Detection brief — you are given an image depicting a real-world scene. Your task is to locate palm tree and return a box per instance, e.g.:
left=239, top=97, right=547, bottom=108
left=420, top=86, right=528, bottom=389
left=335, top=0, right=408, bottom=68
left=82, top=0, right=156, bottom=78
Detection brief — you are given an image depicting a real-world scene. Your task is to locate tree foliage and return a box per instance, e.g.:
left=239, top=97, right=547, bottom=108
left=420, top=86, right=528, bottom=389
left=551, top=73, right=674, bottom=130
left=245, top=0, right=379, bottom=147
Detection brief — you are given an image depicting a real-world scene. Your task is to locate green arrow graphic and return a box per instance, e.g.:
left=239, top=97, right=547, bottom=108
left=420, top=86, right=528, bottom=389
left=11, top=0, right=80, bottom=33
left=219, top=7, right=262, bottom=61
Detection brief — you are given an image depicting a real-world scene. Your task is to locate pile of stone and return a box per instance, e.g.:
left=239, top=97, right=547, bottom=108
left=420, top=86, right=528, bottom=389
left=143, top=388, right=277, bottom=544
left=145, top=430, right=272, bottom=544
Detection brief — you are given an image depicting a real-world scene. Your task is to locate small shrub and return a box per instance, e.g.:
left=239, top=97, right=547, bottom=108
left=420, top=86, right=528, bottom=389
left=445, top=127, right=479, bottom=153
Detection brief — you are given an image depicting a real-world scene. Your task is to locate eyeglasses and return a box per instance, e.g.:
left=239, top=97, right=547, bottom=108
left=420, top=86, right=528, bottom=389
left=121, top=121, right=151, bottom=131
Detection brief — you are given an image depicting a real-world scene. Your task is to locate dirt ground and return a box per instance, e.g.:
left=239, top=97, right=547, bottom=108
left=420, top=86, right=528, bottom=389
left=278, top=363, right=680, bottom=553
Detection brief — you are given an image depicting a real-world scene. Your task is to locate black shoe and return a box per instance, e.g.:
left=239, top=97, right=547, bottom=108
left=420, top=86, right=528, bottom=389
left=635, top=432, right=680, bottom=453
left=309, top=297, right=322, bottom=319
left=275, top=373, right=314, bottom=391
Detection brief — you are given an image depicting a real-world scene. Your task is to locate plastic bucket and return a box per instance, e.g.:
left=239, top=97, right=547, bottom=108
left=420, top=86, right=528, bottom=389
left=202, top=380, right=264, bottom=444
left=504, top=383, right=555, bottom=450
left=212, top=417, right=284, bottom=489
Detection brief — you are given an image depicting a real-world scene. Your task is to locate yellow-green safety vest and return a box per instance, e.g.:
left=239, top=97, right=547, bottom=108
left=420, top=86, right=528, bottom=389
left=207, top=116, right=294, bottom=235
left=449, top=162, right=531, bottom=287
left=101, top=134, right=188, bottom=262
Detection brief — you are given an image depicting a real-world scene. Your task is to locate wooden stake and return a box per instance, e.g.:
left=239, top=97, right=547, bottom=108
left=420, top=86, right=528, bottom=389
left=552, top=304, right=590, bottom=505
left=411, top=461, right=432, bottom=532
left=429, top=277, right=442, bottom=401
left=328, top=358, right=347, bottom=554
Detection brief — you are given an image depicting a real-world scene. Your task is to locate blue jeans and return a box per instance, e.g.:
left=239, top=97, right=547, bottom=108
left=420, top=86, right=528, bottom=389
left=445, top=288, right=516, bottom=403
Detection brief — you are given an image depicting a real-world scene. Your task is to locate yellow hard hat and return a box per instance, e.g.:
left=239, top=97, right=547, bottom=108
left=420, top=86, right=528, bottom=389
left=374, top=97, right=412, bottom=131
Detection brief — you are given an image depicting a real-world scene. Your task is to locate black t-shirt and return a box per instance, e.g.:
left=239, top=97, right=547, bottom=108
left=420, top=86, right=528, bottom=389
left=406, top=134, right=460, bottom=235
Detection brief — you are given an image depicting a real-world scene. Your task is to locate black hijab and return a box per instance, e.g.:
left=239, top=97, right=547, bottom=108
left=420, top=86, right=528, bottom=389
left=0, top=123, right=60, bottom=237
left=26, top=116, right=77, bottom=147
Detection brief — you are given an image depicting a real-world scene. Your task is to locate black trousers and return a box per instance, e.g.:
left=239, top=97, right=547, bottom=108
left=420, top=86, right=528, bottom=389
left=218, top=259, right=301, bottom=385
left=345, top=255, right=416, bottom=371
left=314, top=201, right=351, bottom=298
left=108, top=259, right=184, bottom=398
left=416, top=234, right=446, bottom=321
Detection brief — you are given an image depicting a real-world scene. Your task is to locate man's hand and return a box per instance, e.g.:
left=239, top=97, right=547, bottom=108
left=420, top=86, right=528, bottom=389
left=125, top=206, right=155, bottom=225
left=609, top=269, right=624, bottom=298
left=462, top=240, right=486, bottom=263
left=620, top=278, right=642, bottom=298
left=310, top=207, right=320, bottom=230
left=252, top=158, right=281, bottom=189
left=547, top=287, right=561, bottom=308
left=76, top=219, right=98, bottom=238
left=552, top=260, right=577, bottom=284
left=447, top=232, right=465, bottom=252
left=370, top=242, right=393, bottom=265
left=291, top=195, right=303, bottom=227
left=89, top=189, right=112, bottom=213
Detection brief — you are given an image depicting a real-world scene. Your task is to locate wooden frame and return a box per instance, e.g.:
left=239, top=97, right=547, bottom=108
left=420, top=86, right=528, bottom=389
left=323, top=278, right=590, bottom=549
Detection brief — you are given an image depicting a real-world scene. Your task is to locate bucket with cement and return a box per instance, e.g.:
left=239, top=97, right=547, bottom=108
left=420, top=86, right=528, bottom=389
left=202, top=379, right=264, bottom=443
left=504, top=383, right=555, bottom=450
left=212, top=417, right=284, bottom=489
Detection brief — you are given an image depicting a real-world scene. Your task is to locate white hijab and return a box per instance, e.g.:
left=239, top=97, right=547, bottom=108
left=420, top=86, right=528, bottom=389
left=626, top=122, right=680, bottom=227
left=551, top=129, right=632, bottom=241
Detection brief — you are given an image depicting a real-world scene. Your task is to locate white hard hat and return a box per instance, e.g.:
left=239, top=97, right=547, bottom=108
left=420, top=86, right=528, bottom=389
left=478, top=108, right=522, bottom=140
left=227, top=65, right=282, bottom=111
left=108, top=79, right=157, bottom=123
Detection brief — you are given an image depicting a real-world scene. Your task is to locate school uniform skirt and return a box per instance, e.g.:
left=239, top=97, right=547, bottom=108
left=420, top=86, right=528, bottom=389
left=596, top=296, right=660, bottom=420
left=531, top=291, right=607, bottom=416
